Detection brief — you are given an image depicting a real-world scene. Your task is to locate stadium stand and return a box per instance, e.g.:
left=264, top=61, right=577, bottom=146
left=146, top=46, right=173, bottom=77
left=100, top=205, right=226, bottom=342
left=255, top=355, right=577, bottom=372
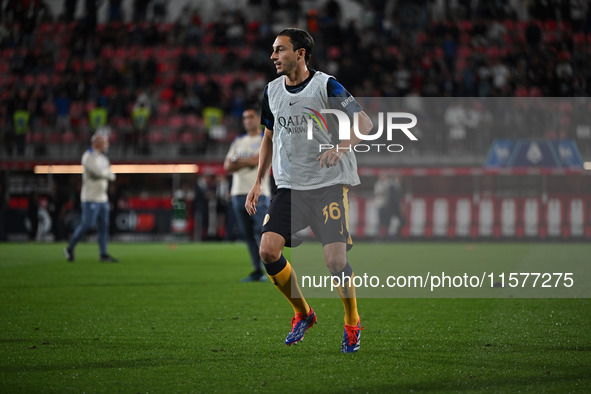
left=1, top=0, right=590, bottom=242
left=1, top=0, right=590, bottom=161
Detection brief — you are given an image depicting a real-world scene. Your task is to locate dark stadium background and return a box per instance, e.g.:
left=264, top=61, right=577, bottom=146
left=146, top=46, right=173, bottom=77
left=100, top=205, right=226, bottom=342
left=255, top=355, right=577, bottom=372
left=0, top=0, right=589, bottom=242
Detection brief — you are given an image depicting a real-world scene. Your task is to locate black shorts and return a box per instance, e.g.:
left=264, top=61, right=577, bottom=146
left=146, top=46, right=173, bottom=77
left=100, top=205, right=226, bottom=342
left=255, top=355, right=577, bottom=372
left=262, top=185, right=353, bottom=250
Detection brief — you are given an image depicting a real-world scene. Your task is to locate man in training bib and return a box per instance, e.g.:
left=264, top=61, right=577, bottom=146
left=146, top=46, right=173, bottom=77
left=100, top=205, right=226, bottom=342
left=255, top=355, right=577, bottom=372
left=246, top=28, right=373, bottom=353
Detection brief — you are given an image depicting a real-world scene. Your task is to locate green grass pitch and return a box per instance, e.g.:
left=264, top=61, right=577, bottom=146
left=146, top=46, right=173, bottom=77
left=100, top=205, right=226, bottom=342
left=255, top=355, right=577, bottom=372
left=1, top=242, right=590, bottom=393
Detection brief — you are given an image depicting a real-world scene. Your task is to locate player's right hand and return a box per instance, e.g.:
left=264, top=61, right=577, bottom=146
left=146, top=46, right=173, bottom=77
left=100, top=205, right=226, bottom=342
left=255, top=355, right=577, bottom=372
left=245, top=183, right=261, bottom=216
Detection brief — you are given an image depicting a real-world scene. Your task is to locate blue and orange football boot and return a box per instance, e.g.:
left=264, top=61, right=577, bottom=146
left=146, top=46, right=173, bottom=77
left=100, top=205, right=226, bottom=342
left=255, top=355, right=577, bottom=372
left=285, top=307, right=317, bottom=346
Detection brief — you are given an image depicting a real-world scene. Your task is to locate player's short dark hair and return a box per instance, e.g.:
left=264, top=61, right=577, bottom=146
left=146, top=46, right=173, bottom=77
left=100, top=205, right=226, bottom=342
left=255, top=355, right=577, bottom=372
left=243, top=102, right=260, bottom=114
left=277, top=28, right=314, bottom=64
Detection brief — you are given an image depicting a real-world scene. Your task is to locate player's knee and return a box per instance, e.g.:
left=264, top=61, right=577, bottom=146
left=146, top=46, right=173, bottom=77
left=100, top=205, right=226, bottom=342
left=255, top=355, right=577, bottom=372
left=259, top=246, right=281, bottom=264
left=324, top=257, right=346, bottom=273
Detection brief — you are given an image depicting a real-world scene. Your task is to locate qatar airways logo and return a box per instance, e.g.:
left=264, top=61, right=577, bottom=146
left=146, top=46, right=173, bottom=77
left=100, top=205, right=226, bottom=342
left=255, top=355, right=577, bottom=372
left=306, top=109, right=418, bottom=153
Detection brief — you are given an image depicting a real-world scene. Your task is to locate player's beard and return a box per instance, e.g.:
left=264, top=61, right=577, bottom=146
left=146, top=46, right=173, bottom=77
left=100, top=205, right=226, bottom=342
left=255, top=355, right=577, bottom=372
left=277, top=59, right=296, bottom=76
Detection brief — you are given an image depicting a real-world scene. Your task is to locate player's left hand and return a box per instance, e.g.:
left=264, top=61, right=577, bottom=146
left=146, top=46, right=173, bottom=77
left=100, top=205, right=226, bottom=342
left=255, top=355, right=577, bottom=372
left=317, top=149, right=344, bottom=168
left=245, top=183, right=262, bottom=216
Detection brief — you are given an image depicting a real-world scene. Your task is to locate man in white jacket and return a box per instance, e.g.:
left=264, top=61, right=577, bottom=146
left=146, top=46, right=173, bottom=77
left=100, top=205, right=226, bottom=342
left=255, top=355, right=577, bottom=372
left=64, top=133, right=118, bottom=262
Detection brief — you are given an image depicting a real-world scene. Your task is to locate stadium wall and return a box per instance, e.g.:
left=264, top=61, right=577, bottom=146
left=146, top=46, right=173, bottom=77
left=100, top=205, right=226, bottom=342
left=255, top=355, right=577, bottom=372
left=4, top=166, right=590, bottom=242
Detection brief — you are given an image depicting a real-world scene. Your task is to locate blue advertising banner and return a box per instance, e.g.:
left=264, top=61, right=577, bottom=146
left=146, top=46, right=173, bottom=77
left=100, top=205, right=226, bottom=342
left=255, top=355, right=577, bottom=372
left=485, top=139, right=583, bottom=168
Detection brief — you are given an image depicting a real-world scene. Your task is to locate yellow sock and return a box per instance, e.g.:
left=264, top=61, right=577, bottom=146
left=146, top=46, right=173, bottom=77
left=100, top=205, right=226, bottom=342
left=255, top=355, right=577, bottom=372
left=268, top=261, right=310, bottom=316
left=334, top=273, right=360, bottom=326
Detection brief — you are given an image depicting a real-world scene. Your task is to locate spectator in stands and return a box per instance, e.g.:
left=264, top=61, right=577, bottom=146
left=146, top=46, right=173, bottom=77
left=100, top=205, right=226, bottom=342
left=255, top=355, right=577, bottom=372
left=29, top=86, right=46, bottom=143
left=179, top=89, right=200, bottom=115
left=54, top=88, right=71, bottom=133
left=108, top=0, right=123, bottom=22
left=131, top=100, right=151, bottom=154
left=525, top=20, right=542, bottom=48
left=133, top=0, right=151, bottom=23
left=64, top=0, right=78, bottom=23
left=89, top=99, right=108, bottom=134
left=152, top=0, right=167, bottom=23
left=184, top=9, right=203, bottom=45
left=13, top=101, right=31, bottom=156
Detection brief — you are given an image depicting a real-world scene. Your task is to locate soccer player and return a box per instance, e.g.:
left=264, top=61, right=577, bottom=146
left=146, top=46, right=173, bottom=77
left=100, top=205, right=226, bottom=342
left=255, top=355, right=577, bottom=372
left=224, top=107, right=271, bottom=282
left=64, top=133, right=119, bottom=263
left=245, top=28, right=373, bottom=353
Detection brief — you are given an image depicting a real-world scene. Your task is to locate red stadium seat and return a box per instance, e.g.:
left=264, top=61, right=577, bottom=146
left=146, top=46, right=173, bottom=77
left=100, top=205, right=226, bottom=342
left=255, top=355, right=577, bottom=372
left=47, top=131, right=60, bottom=143
left=62, top=130, right=76, bottom=144
left=433, top=47, right=444, bottom=59
left=50, top=74, right=61, bottom=87
left=158, top=23, right=174, bottom=34
left=573, top=34, right=586, bottom=45
left=157, top=61, right=175, bottom=74
left=24, top=74, right=35, bottom=86
left=70, top=101, right=85, bottom=117
left=458, top=46, right=472, bottom=59
left=31, top=132, right=45, bottom=144
left=166, top=129, right=179, bottom=143
left=529, top=87, right=542, bottom=97
left=1, top=48, right=15, bottom=59
left=101, top=46, right=114, bottom=58
left=182, top=73, right=195, bottom=86
left=544, top=20, right=558, bottom=32
left=142, top=47, right=153, bottom=59
left=36, top=73, right=50, bottom=86
left=544, top=32, right=557, bottom=44
left=179, top=130, right=195, bottom=144
left=154, top=46, right=171, bottom=60
left=58, top=47, right=70, bottom=59
left=42, top=101, right=56, bottom=116
left=515, top=86, right=528, bottom=97
left=169, top=115, right=185, bottom=129
left=458, top=20, right=472, bottom=31
left=0, top=62, right=10, bottom=74
left=112, top=115, right=132, bottom=129
left=157, top=74, right=175, bottom=88
left=37, top=22, right=53, bottom=35
left=150, top=116, right=167, bottom=127
left=54, top=61, right=67, bottom=74
left=109, top=129, right=119, bottom=143
left=148, top=128, right=165, bottom=144
left=185, top=115, right=202, bottom=128
left=459, top=32, right=471, bottom=45
left=195, top=73, right=208, bottom=85
left=486, top=46, right=500, bottom=58
left=157, top=101, right=172, bottom=117
left=77, top=128, right=90, bottom=144
left=186, top=46, right=199, bottom=57
left=114, top=47, right=128, bottom=59
left=236, top=47, right=253, bottom=58
left=83, top=59, right=96, bottom=72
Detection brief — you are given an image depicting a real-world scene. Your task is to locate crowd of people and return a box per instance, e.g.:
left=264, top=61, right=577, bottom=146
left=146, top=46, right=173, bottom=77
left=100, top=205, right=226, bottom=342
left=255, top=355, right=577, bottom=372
left=1, top=0, right=590, bottom=158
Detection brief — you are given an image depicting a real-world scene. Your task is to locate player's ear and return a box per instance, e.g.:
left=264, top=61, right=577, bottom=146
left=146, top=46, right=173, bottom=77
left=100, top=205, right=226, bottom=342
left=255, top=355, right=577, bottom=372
left=297, top=48, right=305, bottom=61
